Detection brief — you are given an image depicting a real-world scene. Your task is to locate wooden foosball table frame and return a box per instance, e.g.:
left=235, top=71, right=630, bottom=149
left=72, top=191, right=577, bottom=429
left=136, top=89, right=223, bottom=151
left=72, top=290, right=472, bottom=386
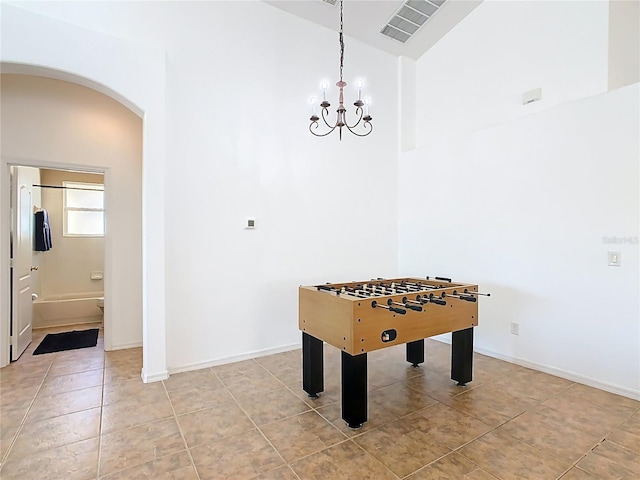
left=299, top=277, right=482, bottom=428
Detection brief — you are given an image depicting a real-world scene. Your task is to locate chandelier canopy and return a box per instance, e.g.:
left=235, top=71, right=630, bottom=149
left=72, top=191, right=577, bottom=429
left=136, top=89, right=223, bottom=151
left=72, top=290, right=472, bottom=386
left=309, top=0, right=373, bottom=140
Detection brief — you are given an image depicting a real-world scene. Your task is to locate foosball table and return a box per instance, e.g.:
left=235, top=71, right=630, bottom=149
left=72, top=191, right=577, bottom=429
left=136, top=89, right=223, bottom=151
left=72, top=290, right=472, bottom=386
left=299, top=276, right=489, bottom=428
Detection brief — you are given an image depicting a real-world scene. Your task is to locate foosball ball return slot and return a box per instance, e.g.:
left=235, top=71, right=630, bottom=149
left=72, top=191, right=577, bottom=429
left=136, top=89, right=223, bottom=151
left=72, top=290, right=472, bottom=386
left=299, top=276, right=490, bottom=429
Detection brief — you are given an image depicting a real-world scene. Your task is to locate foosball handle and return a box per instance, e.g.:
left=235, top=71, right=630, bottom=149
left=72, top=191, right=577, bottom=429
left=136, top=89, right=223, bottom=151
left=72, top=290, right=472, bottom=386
left=430, top=298, right=447, bottom=306
left=389, top=306, right=407, bottom=315
left=460, top=296, right=477, bottom=302
left=405, top=304, right=423, bottom=312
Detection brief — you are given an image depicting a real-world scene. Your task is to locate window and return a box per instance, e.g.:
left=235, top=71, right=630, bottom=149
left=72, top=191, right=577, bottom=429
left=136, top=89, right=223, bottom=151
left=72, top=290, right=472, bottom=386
left=63, top=181, right=105, bottom=237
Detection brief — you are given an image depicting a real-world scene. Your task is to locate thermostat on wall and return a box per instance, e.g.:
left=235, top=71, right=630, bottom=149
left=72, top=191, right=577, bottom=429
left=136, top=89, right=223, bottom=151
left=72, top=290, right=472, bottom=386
left=245, top=218, right=256, bottom=229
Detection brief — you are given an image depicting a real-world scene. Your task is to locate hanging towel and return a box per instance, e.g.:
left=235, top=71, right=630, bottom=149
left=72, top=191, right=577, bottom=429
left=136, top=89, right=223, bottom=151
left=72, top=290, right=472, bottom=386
left=34, top=210, right=53, bottom=251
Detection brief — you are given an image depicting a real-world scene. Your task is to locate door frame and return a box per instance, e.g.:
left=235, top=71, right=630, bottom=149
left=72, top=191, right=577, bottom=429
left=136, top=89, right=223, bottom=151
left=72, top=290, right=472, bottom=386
left=2, top=158, right=112, bottom=361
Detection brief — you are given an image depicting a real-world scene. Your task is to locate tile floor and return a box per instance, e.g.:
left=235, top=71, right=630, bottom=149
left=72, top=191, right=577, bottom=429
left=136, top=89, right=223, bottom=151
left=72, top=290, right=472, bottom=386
left=1, top=324, right=639, bottom=479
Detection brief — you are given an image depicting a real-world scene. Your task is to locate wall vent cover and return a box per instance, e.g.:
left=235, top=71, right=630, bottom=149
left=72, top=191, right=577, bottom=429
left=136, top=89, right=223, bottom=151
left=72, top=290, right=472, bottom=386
left=381, top=0, right=447, bottom=44
left=320, top=0, right=337, bottom=6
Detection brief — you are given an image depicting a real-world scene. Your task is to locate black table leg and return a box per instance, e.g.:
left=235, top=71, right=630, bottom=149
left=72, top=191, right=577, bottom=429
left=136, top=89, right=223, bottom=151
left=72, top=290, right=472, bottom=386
left=406, top=339, right=425, bottom=367
left=302, top=332, right=324, bottom=398
left=451, top=327, right=474, bottom=386
left=341, top=350, right=367, bottom=429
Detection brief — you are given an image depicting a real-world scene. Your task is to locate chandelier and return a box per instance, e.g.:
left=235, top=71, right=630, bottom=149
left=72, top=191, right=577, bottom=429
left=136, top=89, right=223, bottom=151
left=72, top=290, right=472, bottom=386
left=309, top=0, right=373, bottom=140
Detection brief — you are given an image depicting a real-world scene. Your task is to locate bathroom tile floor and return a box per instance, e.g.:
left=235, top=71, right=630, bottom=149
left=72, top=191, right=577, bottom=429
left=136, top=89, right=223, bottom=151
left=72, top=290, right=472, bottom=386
left=1, top=324, right=639, bottom=479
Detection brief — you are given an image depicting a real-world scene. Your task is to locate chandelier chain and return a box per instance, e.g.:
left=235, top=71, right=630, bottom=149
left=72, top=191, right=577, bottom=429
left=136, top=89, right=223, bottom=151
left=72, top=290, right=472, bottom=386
left=339, top=0, right=344, bottom=83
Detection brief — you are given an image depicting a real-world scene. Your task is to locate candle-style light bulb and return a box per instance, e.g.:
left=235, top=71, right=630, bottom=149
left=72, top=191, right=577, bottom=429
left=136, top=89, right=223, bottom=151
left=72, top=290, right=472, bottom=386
left=309, top=96, right=317, bottom=116
left=364, top=96, right=371, bottom=116
left=356, top=79, right=363, bottom=101
left=321, top=81, right=329, bottom=101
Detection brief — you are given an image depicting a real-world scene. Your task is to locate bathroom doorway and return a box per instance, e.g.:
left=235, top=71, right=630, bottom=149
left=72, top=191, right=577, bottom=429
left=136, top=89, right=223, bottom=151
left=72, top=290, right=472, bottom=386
left=8, top=165, right=106, bottom=363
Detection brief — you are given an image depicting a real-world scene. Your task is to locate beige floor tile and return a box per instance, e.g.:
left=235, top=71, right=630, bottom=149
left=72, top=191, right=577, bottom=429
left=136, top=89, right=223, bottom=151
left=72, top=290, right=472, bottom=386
left=48, top=355, right=104, bottom=377
left=406, top=452, right=499, bottom=480
left=458, top=429, right=571, bottom=480
left=103, top=377, right=166, bottom=405
left=163, top=367, right=221, bottom=392
left=0, top=400, right=31, bottom=429
left=99, top=417, right=186, bottom=476
left=576, top=439, right=640, bottom=479
left=211, top=358, right=267, bottom=380
left=261, top=410, right=347, bottom=463
left=370, top=381, right=439, bottom=418
left=0, top=423, right=20, bottom=461
left=535, top=396, right=637, bottom=438
left=316, top=400, right=399, bottom=438
left=39, top=368, right=103, bottom=395
left=559, top=467, right=600, bottom=479
left=189, top=428, right=284, bottom=479
left=354, top=416, right=452, bottom=477
left=0, top=382, right=40, bottom=407
left=104, top=347, right=142, bottom=367
left=406, top=402, right=494, bottom=450
left=290, top=440, right=396, bottom=480
left=608, top=420, right=640, bottom=453
left=167, top=382, right=235, bottom=415
left=25, top=385, right=103, bottom=424
left=442, top=383, right=538, bottom=427
left=255, top=349, right=301, bottom=374
left=289, top=381, right=342, bottom=408
left=560, top=383, right=640, bottom=411
left=222, top=371, right=284, bottom=399
left=101, top=390, right=174, bottom=433
left=0, top=437, right=99, bottom=480
left=9, top=407, right=101, bottom=459
left=178, top=402, right=255, bottom=448
left=405, top=369, right=474, bottom=403
left=490, top=368, right=573, bottom=402
left=497, top=410, right=603, bottom=463
left=100, top=450, right=198, bottom=479
left=237, top=387, right=310, bottom=426
left=103, top=363, right=142, bottom=383
left=251, top=465, right=300, bottom=480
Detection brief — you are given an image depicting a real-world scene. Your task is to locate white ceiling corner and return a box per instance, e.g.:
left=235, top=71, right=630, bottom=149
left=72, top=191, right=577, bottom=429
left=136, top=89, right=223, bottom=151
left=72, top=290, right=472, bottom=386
left=262, top=0, right=483, bottom=60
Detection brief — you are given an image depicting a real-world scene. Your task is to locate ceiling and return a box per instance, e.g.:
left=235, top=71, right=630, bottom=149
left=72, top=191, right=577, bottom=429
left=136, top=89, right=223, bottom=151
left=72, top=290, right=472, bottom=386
left=262, top=0, right=483, bottom=60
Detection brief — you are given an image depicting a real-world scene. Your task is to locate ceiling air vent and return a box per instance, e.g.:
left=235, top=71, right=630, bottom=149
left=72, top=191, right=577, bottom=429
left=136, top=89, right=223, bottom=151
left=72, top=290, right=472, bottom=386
left=381, top=0, right=447, bottom=44
left=320, top=0, right=337, bottom=5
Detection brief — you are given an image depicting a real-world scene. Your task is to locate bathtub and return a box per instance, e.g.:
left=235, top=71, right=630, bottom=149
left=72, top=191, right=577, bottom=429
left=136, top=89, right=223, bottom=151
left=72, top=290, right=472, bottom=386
left=33, top=292, right=104, bottom=329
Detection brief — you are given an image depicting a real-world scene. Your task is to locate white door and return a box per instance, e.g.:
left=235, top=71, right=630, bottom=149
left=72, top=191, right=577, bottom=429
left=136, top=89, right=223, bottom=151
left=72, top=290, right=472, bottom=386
left=11, top=168, right=33, bottom=360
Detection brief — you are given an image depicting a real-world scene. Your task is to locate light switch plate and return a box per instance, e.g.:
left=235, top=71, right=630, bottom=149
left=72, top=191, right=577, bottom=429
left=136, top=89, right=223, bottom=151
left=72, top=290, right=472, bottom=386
left=608, top=251, right=621, bottom=266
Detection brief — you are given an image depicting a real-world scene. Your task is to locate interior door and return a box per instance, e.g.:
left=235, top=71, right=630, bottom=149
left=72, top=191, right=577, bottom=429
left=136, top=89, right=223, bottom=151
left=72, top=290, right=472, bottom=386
left=11, top=167, right=33, bottom=360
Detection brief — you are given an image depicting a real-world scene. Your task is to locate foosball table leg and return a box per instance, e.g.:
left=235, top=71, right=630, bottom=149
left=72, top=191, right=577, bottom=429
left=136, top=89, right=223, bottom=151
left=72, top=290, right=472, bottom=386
left=451, top=327, right=474, bottom=386
left=341, top=350, right=367, bottom=429
left=302, top=332, right=324, bottom=398
left=406, top=339, right=425, bottom=367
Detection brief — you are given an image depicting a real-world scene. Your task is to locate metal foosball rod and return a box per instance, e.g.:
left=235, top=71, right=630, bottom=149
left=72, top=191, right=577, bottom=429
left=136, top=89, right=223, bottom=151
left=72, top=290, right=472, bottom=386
left=387, top=298, right=422, bottom=312
left=416, top=294, right=447, bottom=306
left=444, top=292, right=477, bottom=302
left=371, top=300, right=406, bottom=315
left=463, top=289, right=491, bottom=297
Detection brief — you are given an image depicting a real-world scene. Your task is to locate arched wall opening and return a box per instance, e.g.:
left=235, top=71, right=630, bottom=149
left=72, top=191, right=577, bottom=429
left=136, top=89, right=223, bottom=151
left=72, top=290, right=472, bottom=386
left=1, top=73, right=143, bottom=361
left=0, top=4, right=168, bottom=381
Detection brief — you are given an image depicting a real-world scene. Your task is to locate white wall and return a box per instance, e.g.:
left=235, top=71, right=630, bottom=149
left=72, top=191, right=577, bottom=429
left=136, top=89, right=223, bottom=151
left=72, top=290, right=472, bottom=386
left=39, top=169, right=105, bottom=298
left=2, top=2, right=400, bottom=372
left=608, top=0, right=640, bottom=90
left=1, top=75, right=143, bottom=349
left=416, top=0, right=609, bottom=146
left=401, top=0, right=639, bottom=398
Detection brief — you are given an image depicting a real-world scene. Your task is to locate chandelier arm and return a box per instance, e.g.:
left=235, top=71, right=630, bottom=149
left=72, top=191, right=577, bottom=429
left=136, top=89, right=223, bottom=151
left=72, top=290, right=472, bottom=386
left=320, top=107, right=335, bottom=129
left=309, top=121, right=339, bottom=137
left=345, top=106, right=364, bottom=129
left=344, top=123, right=373, bottom=137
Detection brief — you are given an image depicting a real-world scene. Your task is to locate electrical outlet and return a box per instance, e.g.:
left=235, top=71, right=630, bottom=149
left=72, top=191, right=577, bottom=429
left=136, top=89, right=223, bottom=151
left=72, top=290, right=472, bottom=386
left=510, top=322, right=520, bottom=335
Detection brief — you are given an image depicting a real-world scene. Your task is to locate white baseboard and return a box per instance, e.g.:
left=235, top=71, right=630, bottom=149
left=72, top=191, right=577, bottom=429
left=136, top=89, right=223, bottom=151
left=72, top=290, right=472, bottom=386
left=167, top=342, right=301, bottom=376
left=141, top=368, right=169, bottom=383
left=431, top=337, right=640, bottom=401
left=107, top=341, right=142, bottom=351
